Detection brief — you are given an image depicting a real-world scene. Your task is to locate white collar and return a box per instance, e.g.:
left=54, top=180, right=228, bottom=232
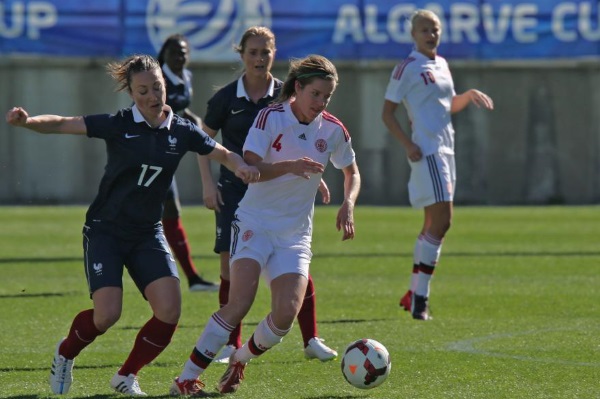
left=162, top=63, right=186, bottom=86
left=236, top=73, right=275, bottom=100
left=132, top=104, right=173, bottom=129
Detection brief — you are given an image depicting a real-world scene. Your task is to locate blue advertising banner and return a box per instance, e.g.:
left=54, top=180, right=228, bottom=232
left=1, top=0, right=599, bottom=61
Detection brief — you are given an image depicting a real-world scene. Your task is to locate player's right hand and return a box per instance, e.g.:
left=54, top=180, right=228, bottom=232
left=406, top=142, right=422, bottom=162
left=292, top=157, right=325, bottom=179
left=6, top=107, right=29, bottom=127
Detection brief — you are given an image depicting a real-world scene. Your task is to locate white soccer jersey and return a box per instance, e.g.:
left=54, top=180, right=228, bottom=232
left=384, top=50, right=456, bottom=155
left=238, top=100, right=355, bottom=236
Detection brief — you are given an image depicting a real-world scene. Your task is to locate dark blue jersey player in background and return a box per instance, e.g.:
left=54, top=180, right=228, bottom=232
left=5, top=54, right=260, bottom=396
left=156, top=34, right=218, bottom=292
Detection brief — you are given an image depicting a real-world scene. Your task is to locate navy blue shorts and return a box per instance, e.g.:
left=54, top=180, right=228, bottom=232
left=82, top=222, right=179, bottom=298
left=214, top=180, right=247, bottom=254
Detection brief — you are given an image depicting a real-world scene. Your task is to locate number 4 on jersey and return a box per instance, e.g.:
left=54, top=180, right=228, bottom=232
left=272, top=133, right=283, bottom=152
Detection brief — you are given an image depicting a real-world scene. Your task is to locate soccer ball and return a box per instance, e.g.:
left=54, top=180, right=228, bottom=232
left=341, top=338, right=391, bottom=389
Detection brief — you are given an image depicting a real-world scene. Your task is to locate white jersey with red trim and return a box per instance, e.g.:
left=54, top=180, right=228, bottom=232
left=238, top=100, right=355, bottom=236
left=384, top=50, right=456, bottom=155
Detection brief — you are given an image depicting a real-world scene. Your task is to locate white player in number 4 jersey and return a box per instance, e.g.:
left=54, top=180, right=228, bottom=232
left=382, top=9, right=494, bottom=321
left=172, top=54, right=360, bottom=396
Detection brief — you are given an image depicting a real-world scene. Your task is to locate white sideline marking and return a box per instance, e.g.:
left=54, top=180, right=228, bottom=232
left=446, top=329, right=599, bottom=367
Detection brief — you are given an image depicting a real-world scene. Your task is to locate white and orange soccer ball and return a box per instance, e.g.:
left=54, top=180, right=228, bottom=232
left=341, top=338, right=391, bottom=389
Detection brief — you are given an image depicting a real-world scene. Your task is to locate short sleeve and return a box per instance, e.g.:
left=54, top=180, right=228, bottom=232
left=204, top=89, right=228, bottom=131
left=243, top=122, right=271, bottom=160
left=384, top=62, right=411, bottom=104
left=84, top=113, right=120, bottom=139
left=189, top=123, right=217, bottom=155
left=330, top=128, right=356, bottom=170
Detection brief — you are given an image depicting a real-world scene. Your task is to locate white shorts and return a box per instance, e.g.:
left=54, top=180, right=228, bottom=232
left=229, top=217, right=312, bottom=284
left=408, top=152, right=456, bottom=208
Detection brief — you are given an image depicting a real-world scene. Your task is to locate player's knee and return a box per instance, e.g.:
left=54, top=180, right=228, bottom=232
left=272, top=302, right=300, bottom=327
left=94, top=309, right=121, bottom=331
left=154, top=303, right=181, bottom=324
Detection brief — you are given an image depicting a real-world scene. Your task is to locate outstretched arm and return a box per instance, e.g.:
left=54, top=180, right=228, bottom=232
left=206, top=142, right=260, bottom=185
left=451, top=89, right=494, bottom=114
left=5, top=107, right=87, bottom=135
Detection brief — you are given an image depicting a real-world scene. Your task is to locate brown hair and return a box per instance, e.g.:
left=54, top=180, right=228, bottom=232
left=106, top=54, right=161, bottom=93
left=276, top=54, right=338, bottom=103
left=234, top=26, right=276, bottom=54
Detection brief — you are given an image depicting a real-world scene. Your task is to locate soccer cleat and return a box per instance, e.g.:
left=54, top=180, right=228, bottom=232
left=169, top=377, right=209, bottom=397
left=110, top=373, right=147, bottom=396
left=213, top=344, right=237, bottom=364
left=399, top=290, right=413, bottom=312
left=411, top=293, right=432, bottom=321
left=189, top=276, right=219, bottom=292
left=304, top=337, right=338, bottom=362
left=49, top=338, right=74, bottom=394
left=217, top=357, right=246, bottom=394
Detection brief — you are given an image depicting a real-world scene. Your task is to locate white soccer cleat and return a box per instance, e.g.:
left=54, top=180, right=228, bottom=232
left=212, top=344, right=237, bottom=364
left=304, top=337, right=338, bottom=362
left=49, top=338, right=74, bottom=394
left=110, top=372, right=147, bottom=396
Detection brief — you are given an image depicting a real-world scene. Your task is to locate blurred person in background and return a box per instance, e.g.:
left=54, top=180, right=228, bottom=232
left=382, top=9, right=494, bottom=321
left=157, top=34, right=218, bottom=292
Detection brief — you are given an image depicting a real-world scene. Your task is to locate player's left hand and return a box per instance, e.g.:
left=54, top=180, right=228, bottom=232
left=468, top=89, right=494, bottom=110
left=336, top=200, right=355, bottom=241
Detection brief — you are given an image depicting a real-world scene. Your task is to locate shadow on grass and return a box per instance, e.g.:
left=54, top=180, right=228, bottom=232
left=2, top=249, right=600, bottom=267
left=304, top=396, right=368, bottom=399
left=2, top=396, right=223, bottom=399
left=0, top=292, right=79, bottom=299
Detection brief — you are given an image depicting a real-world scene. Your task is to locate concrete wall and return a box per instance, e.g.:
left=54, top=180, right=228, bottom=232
left=1, top=57, right=599, bottom=205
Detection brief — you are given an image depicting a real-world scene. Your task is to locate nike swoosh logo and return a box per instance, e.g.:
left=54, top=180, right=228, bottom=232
left=125, top=133, right=140, bottom=138
left=231, top=109, right=244, bottom=115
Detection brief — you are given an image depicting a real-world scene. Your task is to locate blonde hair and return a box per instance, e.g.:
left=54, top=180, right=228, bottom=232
left=410, top=9, right=441, bottom=32
left=234, top=26, right=276, bottom=54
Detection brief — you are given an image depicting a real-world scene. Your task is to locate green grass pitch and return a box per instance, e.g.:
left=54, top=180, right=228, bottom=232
left=0, top=205, right=598, bottom=398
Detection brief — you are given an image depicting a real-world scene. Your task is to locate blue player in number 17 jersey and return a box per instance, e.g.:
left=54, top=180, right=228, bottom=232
left=84, top=104, right=215, bottom=233
left=5, top=54, right=259, bottom=396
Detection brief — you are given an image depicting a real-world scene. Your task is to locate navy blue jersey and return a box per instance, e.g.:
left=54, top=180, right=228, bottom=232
left=204, top=77, right=282, bottom=188
left=84, top=107, right=216, bottom=232
left=163, top=66, right=193, bottom=114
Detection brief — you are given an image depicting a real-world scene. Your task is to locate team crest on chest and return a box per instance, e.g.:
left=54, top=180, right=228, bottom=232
left=168, top=135, right=177, bottom=148
left=167, top=135, right=179, bottom=154
left=315, top=139, right=327, bottom=153
left=242, top=230, right=253, bottom=242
